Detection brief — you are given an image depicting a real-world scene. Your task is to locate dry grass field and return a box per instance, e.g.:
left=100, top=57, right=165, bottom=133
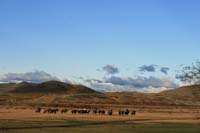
left=1, top=107, right=200, bottom=123
left=0, top=106, right=200, bottom=133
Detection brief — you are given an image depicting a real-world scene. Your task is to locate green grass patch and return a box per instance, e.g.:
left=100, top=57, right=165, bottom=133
left=0, top=120, right=200, bottom=133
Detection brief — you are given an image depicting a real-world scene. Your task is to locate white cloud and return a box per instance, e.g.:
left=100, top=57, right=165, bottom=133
left=85, top=76, right=179, bottom=93
left=101, top=65, right=119, bottom=74
left=160, top=67, right=170, bottom=75
left=0, top=70, right=59, bottom=83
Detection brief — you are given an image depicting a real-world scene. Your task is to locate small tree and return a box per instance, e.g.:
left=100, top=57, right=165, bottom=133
left=177, top=61, right=200, bottom=84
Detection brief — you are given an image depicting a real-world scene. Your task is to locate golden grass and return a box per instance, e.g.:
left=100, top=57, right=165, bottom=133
left=0, top=107, right=200, bottom=124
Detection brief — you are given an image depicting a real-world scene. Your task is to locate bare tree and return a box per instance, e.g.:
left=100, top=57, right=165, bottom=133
left=177, top=61, right=200, bottom=84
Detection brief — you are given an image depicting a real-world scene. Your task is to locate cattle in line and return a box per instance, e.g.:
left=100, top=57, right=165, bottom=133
left=50, top=108, right=59, bottom=114
left=131, top=110, right=136, bottom=115
left=36, top=107, right=136, bottom=116
left=61, top=108, right=68, bottom=114
left=108, top=109, right=113, bottom=115
left=93, top=109, right=98, bottom=114
left=43, top=108, right=59, bottom=114
left=78, top=109, right=90, bottom=114
left=71, top=109, right=77, bottom=114
left=98, top=110, right=105, bottom=115
left=71, top=109, right=90, bottom=114
left=125, top=109, right=129, bottom=115
left=119, top=109, right=123, bottom=115
left=119, top=109, right=129, bottom=115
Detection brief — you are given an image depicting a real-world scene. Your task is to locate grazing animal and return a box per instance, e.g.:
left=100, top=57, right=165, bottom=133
left=125, top=109, right=129, bottom=115
left=122, top=110, right=125, bottom=115
left=71, top=110, right=77, bottom=114
left=131, top=110, right=136, bottom=115
left=119, top=110, right=122, bottom=115
left=119, top=109, right=129, bottom=115
left=78, top=109, right=90, bottom=114
left=49, top=108, right=59, bottom=114
left=108, top=109, right=113, bottom=115
left=93, top=109, right=98, bottom=114
left=71, top=109, right=90, bottom=114
left=98, top=110, right=105, bottom=115
left=61, top=109, right=68, bottom=114
left=43, top=108, right=59, bottom=114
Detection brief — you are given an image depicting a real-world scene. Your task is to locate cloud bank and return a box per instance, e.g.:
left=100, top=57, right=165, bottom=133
left=85, top=76, right=178, bottom=93
left=139, top=64, right=170, bottom=75
left=0, top=67, right=177, bottom=93
left=101, top=65, right=119, bottom=74
left=139, top=65, right=156, bottom=72
left=0, top=71, right=59, bottom=83
left=160, top=67, right=170, bottom=75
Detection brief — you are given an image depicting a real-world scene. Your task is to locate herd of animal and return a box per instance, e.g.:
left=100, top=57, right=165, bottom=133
left=35, top=107, right=136, bottom=116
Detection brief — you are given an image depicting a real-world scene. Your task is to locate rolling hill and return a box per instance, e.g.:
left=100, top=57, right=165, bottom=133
left=0, top=83, right=17, bottom=93
left=106, top=84, right=200, bottom=106
left=0, top=81, right=200, bottom=107
left=9, top=81, right=98, bottom=94
left=0, top=80, right=100, bottom=94
left=0, top=81, right=114, bottom=106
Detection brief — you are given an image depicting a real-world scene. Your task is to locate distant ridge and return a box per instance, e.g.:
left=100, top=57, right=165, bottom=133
left=106, top=84, right=200, bottom=106
left=0, top=82, right=200, bottom=106
left=160, top=84, right=200, bottom=101
left=9, top=80, right=98, bottom=94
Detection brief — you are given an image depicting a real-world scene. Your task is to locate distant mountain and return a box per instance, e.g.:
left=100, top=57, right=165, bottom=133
left=159, top=84, right=200, bottom=103
left=0, top=81, right=200, bottom=106
left=106, top=84, right=200, bottom=106
left=0, top=81, right=113, bottom=106
left=9, top=81, right=98, bottom=94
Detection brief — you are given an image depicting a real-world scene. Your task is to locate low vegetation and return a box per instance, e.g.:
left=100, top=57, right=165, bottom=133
left=1, top=120, right=200, bottom=133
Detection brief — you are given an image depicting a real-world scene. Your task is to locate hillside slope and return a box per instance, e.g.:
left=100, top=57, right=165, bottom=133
left=106, top=84, right=200, bottom=106
left=0, top=82, right=200, bottom=106
left=0, top=83, right=17, bottom=93
left=0, top=81, right=114, bottom=106
left=10, top=81, right=97, bottom=94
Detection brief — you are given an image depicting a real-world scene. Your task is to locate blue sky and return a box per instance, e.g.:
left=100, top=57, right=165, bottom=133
left=0, top=0, right=199, bottom=92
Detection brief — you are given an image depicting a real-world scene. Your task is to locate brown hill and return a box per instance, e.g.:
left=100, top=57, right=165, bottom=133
left=158, top=84, right=200, bottom=105
left=0, top=82, right=200, bottom=107
left=106, top=84, right=200, bottom=106
left=0, top=81, right=114, bottom=106
left=10, top=81, right=98, bottom=94
left=0, top=83, right=17, bottom=93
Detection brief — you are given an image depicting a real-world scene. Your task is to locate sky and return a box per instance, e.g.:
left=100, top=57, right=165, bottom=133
left=0, top=0, right=199, bottom=92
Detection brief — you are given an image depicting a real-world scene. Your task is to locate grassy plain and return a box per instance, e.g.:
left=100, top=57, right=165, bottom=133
left=0, top=107, right=200, bottom=133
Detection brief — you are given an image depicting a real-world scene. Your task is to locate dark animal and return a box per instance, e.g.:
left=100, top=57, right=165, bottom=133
left=49, top=108, right=59, bottom=114
left=119, top=109, right=129, bottom=115
left=71, top=110, right=77, bottom=114
left=61, top=109, right=68, bottom=114
left=71, top=109, right=90, bottom=114
left=108, top=109, right=113, bottom=115
left=77, top=109, right=90, bottom=114
left=119, top=110, right=122, bottom=115
left=93, top=109, right=98, bottom=114
left=125, top=109, right=129, bottom=115
left=43, top=108, right=59, bottom=114
left=98, top=110, right=105, bottom=115
left=131, top=110, right=136, bottom=115
left=119, top=110, right=125, bottom=115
